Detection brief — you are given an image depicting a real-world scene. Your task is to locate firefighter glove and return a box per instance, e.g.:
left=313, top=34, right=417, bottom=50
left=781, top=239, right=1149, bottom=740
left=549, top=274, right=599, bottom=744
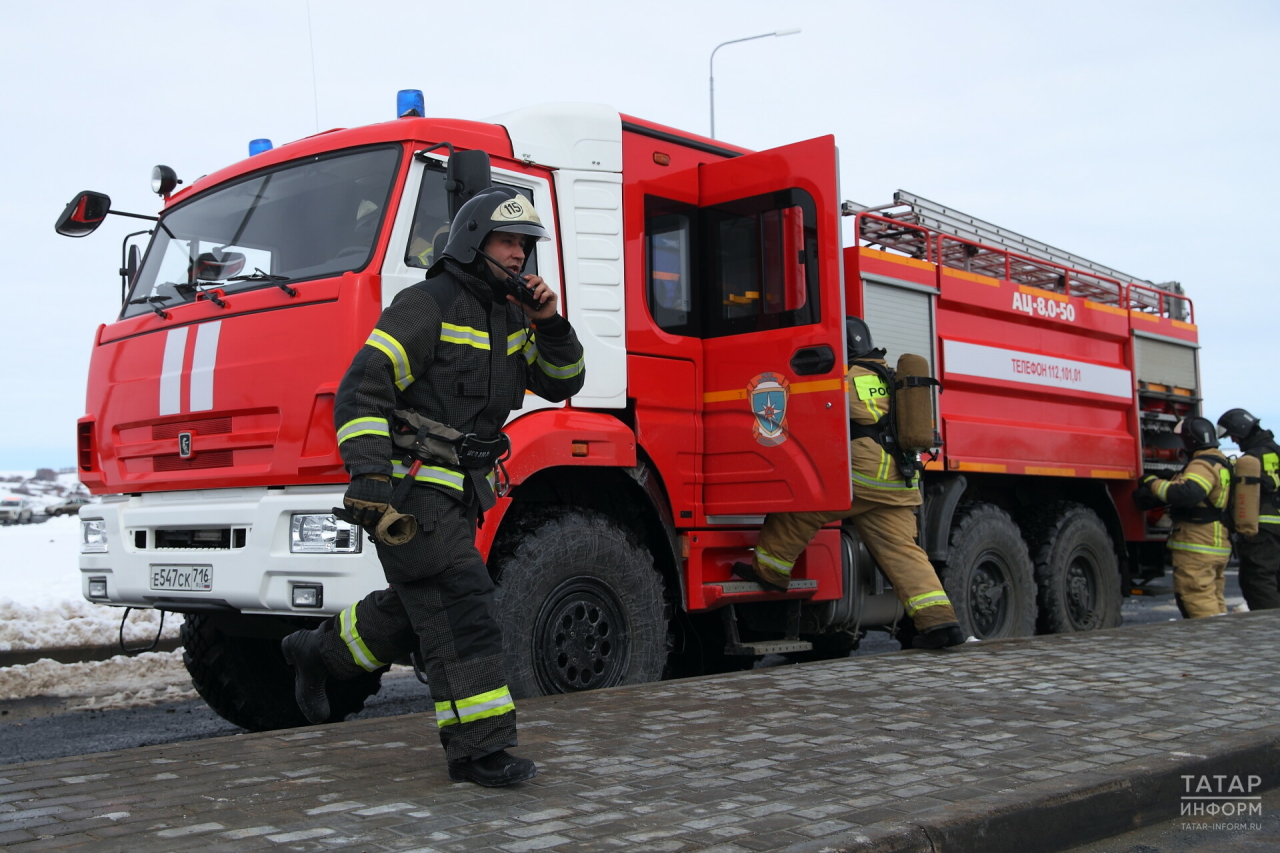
left=343, top=474, right=392, bottom=527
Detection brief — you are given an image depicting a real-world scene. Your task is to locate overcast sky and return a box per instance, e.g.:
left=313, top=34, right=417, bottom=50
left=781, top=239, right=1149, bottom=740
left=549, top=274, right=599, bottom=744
left=2, top=0, right=1277, bottom=469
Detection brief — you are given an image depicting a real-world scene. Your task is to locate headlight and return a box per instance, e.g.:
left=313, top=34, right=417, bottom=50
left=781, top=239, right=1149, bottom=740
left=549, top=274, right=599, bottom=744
left=81, top=518, right=109, bottom=553
left=290, top=513, right=361, bottom=554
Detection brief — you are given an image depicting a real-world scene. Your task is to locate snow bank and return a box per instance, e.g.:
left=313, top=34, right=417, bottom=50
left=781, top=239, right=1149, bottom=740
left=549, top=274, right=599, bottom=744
left=0, top=649, right=197, bottom=709
left=0, top=600, right=180, bottom=651
left=0, top=515, right=180, bottom=650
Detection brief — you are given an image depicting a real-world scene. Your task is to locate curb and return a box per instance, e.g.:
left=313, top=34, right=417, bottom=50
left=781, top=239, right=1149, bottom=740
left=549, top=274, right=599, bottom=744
left=784, top=729, right=1280, bottom=853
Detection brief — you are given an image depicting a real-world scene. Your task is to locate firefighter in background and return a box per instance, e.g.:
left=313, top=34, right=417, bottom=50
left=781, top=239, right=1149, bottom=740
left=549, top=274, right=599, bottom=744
left=281, top=187, right=585, bottom=787
left=408, top=221, right=452, bottom=269
left=1217, top=408, right=1280, bottom=610
left=732, top=317, right=965, bottom=649
left=1137, top=416, right=1232, bottom=617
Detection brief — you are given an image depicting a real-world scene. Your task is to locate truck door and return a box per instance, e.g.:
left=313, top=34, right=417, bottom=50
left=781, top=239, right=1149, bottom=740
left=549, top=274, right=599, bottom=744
left=698, top=136, right=849, bottom=519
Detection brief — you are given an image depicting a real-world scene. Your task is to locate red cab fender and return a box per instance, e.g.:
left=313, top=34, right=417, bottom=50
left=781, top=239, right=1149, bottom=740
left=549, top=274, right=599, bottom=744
left=475, top=409, right=637, bottom=558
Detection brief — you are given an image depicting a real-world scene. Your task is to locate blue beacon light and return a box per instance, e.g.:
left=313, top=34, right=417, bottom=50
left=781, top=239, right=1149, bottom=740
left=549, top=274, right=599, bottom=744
left=249, top=138, right=273, bottom=156
left=397, top=89, right=424, bottom=118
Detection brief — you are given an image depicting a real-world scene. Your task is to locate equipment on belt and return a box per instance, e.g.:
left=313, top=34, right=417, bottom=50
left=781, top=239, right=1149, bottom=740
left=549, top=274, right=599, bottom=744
left=392, top=409, right=512, bottom=487
left=1175, top=416, right=1219, bottom=452
left=1233, top=453, right=1262, bottom=537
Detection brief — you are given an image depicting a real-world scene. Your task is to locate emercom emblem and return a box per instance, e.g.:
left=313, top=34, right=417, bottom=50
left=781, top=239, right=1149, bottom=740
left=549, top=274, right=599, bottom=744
left=747, top=372, right=790, bottom=447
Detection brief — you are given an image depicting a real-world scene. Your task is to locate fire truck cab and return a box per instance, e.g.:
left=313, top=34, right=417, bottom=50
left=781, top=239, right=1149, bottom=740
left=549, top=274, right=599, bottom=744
left=61, top=98, right=1197, bottom=730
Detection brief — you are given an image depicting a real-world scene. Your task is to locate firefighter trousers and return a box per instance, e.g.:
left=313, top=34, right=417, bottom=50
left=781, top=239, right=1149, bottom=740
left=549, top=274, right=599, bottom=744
left=317, top=489, right=516, bottom=761
left=1237, top=527, right=1280, bottom=611
left=1171, top=550, right=1228, bottom=618
left=754, top=497, right=958, bottom=631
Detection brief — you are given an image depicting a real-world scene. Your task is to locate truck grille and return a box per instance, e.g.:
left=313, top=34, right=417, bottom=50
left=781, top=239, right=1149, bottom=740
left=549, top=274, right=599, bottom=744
left=154, top=451, right=234, bottom=471
left=152, top=528, right=247, bottom=549
left=152, top=417, right=231, bottom=439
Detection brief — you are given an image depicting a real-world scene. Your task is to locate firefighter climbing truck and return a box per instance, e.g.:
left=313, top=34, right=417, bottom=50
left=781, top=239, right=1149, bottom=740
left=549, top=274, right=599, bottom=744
left=59, top=96, right=1199, bottom=730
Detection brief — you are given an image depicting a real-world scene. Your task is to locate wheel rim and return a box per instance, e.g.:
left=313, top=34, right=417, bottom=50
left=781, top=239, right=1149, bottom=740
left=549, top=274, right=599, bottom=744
left=532, top=578, right=630, bottom=695
left=968, top=554, right=1012, bottom=638
left=1064, top=550, right=1100, bottom=630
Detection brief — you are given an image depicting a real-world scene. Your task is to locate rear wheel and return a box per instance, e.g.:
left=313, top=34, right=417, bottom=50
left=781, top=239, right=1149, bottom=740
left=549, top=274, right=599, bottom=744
left=181, top=613, right=384, bottom=731
left=1023, top=502, right=1122, bottom=633
left=490, top=507, right=669, bottom=700
left=939, top=503, right=1037, bottom=639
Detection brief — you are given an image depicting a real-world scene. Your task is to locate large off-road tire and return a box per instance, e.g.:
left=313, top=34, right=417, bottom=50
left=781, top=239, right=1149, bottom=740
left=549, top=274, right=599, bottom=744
left=1023, top=502, right=1122, bottom=634
left=940, top=503, right=1037, bottom=640
left=181, top=614, right=384, bottom=731
left=490, top=507, right=669, bottom=700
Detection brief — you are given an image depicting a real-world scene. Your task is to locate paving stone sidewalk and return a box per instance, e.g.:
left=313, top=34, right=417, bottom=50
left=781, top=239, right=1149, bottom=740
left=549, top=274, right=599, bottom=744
left=3, top=613, right=1280, bottom=853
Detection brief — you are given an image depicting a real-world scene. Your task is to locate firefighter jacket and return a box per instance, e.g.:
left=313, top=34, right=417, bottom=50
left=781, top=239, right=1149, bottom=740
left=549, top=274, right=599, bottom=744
left=848, top=360, right=920, bottom=508
left=334, top=260, right=585, bottom=510
left=1239, top=429, right=1280, bottom=528
left=1149, top=449, right=1232, bottom=560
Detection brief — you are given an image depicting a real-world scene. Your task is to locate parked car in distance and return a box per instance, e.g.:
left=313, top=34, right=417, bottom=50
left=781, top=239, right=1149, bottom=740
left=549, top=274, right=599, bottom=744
left=45, top=496, right=92, bottom=517
left=0, top=496, right=34, bottom=524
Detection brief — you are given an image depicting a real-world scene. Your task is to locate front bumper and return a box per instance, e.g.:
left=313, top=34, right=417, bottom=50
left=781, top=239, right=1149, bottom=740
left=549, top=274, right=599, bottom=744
left=79, top=486, right=383, bottom=616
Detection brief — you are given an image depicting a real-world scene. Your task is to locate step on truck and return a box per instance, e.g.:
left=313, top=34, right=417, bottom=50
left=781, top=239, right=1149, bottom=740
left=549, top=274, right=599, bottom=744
left=58, top=94, right=1200, bottom=730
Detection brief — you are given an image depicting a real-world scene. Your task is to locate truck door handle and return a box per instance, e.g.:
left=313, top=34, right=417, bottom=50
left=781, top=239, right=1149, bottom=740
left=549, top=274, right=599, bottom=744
left=790, top=345, right=835, bottom=376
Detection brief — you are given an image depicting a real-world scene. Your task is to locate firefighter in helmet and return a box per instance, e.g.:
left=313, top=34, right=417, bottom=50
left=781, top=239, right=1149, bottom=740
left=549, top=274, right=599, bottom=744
left=732, top=317, right=965, bottom=649
left=1137, top=416, right=1232, bottom=617
left=281, top=187, right=585, bottom=787
left=1217, top=408, right=1280, bottom=610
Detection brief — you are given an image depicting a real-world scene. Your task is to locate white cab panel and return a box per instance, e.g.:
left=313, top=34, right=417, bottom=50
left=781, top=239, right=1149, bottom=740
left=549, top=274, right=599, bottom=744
left=488, top=103, right=622, bottom=172
left=555, top=170, right=626, bottom=408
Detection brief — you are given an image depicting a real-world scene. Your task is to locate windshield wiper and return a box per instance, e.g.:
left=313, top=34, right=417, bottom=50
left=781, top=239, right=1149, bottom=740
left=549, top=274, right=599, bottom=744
left=192, top=282, right=229, bottom=309
left=228, top=268, right=298, bottom=297
left=127, top=294, right=172, bottom=319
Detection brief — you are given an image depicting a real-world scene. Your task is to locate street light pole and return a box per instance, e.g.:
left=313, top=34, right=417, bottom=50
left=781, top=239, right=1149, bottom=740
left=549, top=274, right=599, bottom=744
left=709, top=28, right=800, bottom=139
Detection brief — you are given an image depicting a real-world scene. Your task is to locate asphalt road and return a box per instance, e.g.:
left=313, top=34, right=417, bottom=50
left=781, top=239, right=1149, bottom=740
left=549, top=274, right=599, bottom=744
left=0, top=571, right=1245, bottom=769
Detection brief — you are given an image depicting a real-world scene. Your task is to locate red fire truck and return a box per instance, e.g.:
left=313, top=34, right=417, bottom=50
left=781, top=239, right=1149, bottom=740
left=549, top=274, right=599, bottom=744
left=57, top=97, right=1198, bottom=730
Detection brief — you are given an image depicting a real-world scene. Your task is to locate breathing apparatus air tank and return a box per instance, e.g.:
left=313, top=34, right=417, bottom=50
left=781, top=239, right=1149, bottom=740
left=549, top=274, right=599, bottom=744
left=894, top=353, right=936, bottom=454
left=1233, top=453, right=1262, bottom=537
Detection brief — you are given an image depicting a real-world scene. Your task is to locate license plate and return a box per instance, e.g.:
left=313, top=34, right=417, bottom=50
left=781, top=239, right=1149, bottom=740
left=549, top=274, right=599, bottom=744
left=150, top=564, right=213, bottom=592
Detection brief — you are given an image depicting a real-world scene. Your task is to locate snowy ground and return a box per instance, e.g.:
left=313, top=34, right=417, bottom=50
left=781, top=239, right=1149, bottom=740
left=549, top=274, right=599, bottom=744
left=0, top=650, right=197, bottom=709
left=0, top=513, right=190, bottom=712
left=0, top=515, right=178, bottom=652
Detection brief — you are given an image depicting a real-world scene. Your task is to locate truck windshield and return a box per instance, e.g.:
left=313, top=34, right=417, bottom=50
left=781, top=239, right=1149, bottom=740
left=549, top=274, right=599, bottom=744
left=123, top=144, right=402, bottom=319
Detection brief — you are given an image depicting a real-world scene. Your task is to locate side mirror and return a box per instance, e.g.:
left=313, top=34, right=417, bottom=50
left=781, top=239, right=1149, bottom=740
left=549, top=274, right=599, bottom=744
left=446, top=149, right=492, bottom=217
left=192, top=250, right=246, bottom=282
left=55, top=191, right=112, bottom=238
left=125, top=244, right=141, bottom=285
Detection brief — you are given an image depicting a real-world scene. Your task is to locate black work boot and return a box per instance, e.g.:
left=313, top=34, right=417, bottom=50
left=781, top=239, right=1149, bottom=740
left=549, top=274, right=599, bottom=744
left=281, top=629, right=330, bottom=724
left=448, top=750, right=538, bottom=787
left=912, top=623, right=966, bottom=650
left=731, top=561, right=790, bottom=593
